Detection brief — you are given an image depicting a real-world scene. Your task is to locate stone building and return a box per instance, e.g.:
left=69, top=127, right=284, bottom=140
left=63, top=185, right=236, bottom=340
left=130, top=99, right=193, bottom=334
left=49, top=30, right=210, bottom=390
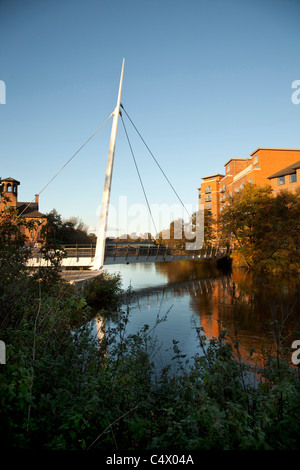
left=0, top=177, right=47, bottom=245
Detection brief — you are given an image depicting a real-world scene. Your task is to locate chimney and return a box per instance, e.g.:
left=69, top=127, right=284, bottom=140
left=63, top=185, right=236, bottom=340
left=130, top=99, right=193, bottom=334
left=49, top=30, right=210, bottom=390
left=35, top=194, right=39, bottom=205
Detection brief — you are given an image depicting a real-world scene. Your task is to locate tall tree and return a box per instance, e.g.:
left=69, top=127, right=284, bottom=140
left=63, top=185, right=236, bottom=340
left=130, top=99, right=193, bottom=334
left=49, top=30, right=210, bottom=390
left=219, top=183, right=300, bottom=272
left=41, top=209, right=91, bottom=245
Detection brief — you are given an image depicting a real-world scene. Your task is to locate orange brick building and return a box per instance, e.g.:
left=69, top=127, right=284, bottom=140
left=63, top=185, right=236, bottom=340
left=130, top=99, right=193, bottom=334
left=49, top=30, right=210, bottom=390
left=0, top=177, right=47, bottom=245
left=267, top=160, right=300, bottom=194
left=198, top=148, right=300, bottom=221
left=198, top=173, right=224, bottom=221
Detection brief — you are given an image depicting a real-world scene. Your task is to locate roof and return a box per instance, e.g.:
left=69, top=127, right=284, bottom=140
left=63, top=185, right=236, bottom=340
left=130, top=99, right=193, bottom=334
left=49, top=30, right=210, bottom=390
left=223, top=158, right=251, bottom=167
left=1, top=177, right=20, bottom=184
left=17, top=202, right=46, bottom=218
left=250, top=148, right=300, bottom=156
left=201, top=173, right=225, bottom=180
left=21, top=210, right=46, bottom=218
left=267, top=160, right=300, bottom=179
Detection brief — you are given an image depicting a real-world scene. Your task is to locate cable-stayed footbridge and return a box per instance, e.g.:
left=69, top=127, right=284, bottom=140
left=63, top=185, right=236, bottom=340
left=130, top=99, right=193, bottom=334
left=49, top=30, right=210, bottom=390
left=24, top=59, right=228, bottom=270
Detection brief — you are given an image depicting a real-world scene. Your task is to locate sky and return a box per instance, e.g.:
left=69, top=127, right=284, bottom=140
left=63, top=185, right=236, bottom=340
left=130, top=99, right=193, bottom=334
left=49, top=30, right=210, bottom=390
left=1, top=0, right=300, bottom=237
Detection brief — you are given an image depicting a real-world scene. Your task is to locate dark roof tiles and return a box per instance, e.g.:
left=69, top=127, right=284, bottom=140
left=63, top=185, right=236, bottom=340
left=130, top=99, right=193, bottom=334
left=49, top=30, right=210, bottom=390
left=268, top=161, right=300, bottom=179
left=17, top=202, right=45, bottom=218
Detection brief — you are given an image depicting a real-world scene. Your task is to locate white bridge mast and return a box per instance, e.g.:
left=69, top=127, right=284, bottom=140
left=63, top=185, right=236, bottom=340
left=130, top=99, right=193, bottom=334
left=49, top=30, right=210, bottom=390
left=92, top=58, right=125, bottom=270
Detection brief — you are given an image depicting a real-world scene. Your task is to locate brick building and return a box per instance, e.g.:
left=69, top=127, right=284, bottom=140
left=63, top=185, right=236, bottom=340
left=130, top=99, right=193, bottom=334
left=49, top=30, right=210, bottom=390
left=198, top=148, right=300, bottom=221
left=0, top=177, right=47, bottom=245
left=267, top=160, right=300, bottom=194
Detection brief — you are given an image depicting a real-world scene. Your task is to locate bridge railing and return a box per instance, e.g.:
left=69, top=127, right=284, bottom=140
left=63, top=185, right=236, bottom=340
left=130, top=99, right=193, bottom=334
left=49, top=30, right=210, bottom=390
left=104, top=244, right=167, bottom=259
left=103, top=244, right=229, bottom=260
left=42, top=243, right=229, bottom=260
left=63, top=244, right=96, bottom=258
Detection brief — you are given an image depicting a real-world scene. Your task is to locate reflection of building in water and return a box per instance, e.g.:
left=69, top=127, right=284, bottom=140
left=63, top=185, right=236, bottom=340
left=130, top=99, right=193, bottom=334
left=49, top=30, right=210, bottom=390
left=130, top=265, right=300, bottom=367
left=190, top=275, right=264, bottom=361
left=155, top=260, right=220, bottom=284
left=189, top=270, right=300, bottom=365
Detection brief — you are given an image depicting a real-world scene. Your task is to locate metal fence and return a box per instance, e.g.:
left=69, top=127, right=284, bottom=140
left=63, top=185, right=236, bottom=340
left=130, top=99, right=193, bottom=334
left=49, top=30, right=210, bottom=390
left=62, top=243, right=229, bottom=260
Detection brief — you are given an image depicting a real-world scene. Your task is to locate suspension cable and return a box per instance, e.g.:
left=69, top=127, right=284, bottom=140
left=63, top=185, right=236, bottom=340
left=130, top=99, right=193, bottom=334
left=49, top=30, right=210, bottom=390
left=17, top=112, right=113, bottom=219
left=120, top=104, right=190, bottom=218
left=120, top=112, right=158, bottom=235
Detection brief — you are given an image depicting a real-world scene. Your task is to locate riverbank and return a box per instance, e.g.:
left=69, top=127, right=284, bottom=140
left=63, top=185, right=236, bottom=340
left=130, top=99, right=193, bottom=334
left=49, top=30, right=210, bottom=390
left=1, top=256, right=300, bottom=450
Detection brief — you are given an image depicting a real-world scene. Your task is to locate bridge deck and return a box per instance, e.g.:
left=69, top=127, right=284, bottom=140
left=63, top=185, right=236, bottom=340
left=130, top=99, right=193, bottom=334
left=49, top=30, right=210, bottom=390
left=27, top=244, right=229, bottom=268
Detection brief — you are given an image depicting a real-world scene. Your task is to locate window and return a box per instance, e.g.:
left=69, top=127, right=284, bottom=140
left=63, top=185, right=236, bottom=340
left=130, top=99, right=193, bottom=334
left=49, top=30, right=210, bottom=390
left=278, top=176, right=285, bottom=185
left=249, top=179, right=253, bottom=184
left=254, top=155, right=258, bottom=164
left=206, top=202, right=212, bottom=210
left=227, top=165, right=230, bottom=173
left=290, top=173, right=297, bottom=183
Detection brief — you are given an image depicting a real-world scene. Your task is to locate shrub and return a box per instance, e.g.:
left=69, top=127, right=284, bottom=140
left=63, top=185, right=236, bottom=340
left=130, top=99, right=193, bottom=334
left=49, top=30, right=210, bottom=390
left=83, top=271, right=122, bottom=312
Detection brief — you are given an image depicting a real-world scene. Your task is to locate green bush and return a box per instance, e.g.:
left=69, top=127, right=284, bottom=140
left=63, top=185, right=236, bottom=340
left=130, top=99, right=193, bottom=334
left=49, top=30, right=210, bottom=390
left=1, top=292, right=300, bottom=450
left=1, top=208, right=300, bottom=450
left=83, top=270, right=122, bottom=312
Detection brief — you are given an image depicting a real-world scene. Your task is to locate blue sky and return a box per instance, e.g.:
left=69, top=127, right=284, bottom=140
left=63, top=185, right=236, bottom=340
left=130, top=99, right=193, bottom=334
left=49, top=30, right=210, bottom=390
left=1, top=0, right=300, bottom=235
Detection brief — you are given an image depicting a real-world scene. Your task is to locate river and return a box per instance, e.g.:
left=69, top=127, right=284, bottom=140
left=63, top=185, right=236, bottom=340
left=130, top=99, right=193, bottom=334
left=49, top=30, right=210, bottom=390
left=94, top=260, right=300, bottom=370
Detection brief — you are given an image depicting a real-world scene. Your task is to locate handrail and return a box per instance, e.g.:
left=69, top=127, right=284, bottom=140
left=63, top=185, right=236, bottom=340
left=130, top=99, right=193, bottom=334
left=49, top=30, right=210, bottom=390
left=61, top=243, right=229, bottom=260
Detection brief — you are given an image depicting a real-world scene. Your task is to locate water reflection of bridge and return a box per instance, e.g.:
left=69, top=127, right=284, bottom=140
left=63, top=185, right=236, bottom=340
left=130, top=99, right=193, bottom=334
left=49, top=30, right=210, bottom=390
left=124, top=275, right=228, bottom=310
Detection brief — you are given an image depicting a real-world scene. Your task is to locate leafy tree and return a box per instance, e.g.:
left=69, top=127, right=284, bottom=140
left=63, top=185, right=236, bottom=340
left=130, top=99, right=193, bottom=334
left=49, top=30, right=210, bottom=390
left=88, top=232, right=97, bottom=243
left=219, top=183, right=300, bottom=272
left=253, top=187, right=300, bottom=271
left=0, top=205, right=34, bottom=267
left=191, top=209, right=216, bottom=246
left=41, top=209, right=92, bottom=245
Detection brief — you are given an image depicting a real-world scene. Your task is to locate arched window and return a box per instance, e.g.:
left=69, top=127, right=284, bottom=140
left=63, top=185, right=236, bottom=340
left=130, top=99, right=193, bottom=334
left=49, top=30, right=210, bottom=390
left=7, top=184, right=11, bottom=192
